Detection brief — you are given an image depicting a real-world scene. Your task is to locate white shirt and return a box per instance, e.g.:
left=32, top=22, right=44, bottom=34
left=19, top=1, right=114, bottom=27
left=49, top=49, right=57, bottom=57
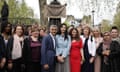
left=81, top=35, right=96, bottom=56
left=50, top=33, right=56, bottom=49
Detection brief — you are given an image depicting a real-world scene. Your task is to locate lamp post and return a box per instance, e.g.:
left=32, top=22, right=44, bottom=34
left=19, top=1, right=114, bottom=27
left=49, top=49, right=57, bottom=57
left=92, top=10, right=95, bottom=27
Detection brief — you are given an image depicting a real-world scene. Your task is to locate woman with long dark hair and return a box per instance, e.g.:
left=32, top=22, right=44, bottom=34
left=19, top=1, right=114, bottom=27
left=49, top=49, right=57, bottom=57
left=1, top=21, right=12, bottom=40
left=1, top=21, right=12, bottom=72
left=1, top=21, right=12, bottom=53
left=69, top=28, right=84, bottom=72
left=55, top=24, right=71, bottom=72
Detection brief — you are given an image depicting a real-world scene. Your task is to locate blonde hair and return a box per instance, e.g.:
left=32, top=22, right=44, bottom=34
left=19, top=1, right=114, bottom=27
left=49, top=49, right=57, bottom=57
left=93, top=27, right=100, bottom=33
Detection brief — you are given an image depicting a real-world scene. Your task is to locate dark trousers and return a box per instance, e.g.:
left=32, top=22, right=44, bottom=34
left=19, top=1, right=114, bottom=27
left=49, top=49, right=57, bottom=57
left=8, top=58, right=23, bottom=72
left=0, top=60, right=8, bottom=72
left=41, top=57, right=56, bottom=72
left=41, top=64, right=55, bottom=72
left=26, top=62, right=41, bottom=72
left=0, top=69, right=5, bottom=72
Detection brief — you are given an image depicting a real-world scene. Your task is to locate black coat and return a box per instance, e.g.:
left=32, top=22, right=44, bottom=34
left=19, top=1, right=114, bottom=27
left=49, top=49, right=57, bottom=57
left=6, top=36, right=13, bottom=61
left=0, top=35, right=5, bottom=60
left=23, top=37, right=42, bottom=64
left=97, top=41, right=120, bottom=72
left=7, top=36, right=25, bottom=63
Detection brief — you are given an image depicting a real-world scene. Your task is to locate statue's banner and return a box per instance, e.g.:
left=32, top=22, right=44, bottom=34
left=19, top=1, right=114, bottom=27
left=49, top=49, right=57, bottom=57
left=44, top=5, right=66, bottom=18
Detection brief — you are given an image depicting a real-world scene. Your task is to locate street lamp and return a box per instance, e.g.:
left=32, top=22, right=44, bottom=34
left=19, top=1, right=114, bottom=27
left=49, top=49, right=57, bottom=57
left=92, top=10, right=95, bottom=27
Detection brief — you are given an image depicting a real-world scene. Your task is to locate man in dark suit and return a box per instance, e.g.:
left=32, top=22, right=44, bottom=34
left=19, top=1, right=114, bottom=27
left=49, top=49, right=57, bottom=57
left=41, top=25, right=57, bottom=72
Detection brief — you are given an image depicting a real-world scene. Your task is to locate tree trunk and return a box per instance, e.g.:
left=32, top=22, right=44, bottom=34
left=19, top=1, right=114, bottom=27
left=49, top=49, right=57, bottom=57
left=39, top=0, right=48, bottom=26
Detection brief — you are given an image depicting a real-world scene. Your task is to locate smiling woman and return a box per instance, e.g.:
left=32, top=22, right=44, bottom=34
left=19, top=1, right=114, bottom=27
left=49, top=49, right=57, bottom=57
left=97, top=32, right=120, bottom=72
left=23, top=27, right=42, bottom=72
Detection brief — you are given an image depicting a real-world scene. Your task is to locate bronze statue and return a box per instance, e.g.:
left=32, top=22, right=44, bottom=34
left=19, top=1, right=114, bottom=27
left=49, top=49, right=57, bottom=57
left=50, top=0, right=61, bottom=5
left=1, top=1, right=9, bottom=22
left=47, top=0, right=66, bottom=28
left=1, top=1, right=9, bottom=33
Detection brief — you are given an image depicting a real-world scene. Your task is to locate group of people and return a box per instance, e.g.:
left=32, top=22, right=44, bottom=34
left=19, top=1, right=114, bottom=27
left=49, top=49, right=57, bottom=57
left=0, top=21, right=120, bottom=72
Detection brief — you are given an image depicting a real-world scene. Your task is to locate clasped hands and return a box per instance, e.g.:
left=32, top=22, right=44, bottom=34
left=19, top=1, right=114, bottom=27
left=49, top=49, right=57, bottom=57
left=102, top=50, right=110, bottom=56
left=57, top=56, right=65, bottom=63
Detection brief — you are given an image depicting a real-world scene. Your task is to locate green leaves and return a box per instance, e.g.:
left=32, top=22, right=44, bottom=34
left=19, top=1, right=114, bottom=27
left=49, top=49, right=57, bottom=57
left=8, top=0, right=34, bottom=18
left=0, top=0, right=35, bottom=24
left=100, top=19, right=111, bottom=32
left=113, top=2, right=120, bottom=31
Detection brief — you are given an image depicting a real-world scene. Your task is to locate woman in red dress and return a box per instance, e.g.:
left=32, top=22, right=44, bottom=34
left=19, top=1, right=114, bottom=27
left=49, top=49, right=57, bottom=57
left=69, top=28, right=84, bottom=72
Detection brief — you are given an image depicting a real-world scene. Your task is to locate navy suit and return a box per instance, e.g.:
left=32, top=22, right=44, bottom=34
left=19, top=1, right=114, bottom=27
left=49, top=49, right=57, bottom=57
left=41, top=34, right=56, bottom=72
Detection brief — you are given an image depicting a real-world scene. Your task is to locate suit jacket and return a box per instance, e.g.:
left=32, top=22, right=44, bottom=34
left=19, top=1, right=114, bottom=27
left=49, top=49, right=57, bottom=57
left=41, top=34, right=56, bottom=65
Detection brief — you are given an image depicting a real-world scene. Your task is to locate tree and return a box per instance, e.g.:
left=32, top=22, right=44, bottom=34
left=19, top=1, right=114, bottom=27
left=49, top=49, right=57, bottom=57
left=81, top=15, right=92, bottom=26
left=39, top=0, right=48, bottom=25
left=3, top=0, right=35, bottom=24
left=113, top=12, right=120, bottom=30
left=18, top=0, right=34, bottom=18
left=100, top=19, right=111, bottom=33
left=8, top=0, right=34, bottom=18
left=0, top=0, right=4, bottom=17
left=64, top=15, right=75, bottom=26
left=116, top=2, right=120, bottom=12
left=7, top=0, right=17, bottom=18
left=113, top=2, right=120, bottom=30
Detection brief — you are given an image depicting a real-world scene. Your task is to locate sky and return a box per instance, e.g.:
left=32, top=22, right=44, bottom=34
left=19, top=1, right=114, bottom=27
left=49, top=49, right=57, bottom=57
left=25, top=0, right=40, bottom=18
left=24, top=0, right=65, bottom=18
left=24, top=0, right=120, bottom=25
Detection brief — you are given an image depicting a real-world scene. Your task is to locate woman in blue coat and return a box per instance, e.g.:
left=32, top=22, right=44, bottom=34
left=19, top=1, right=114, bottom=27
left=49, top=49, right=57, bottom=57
left=55, top=24, right=71, bottom=72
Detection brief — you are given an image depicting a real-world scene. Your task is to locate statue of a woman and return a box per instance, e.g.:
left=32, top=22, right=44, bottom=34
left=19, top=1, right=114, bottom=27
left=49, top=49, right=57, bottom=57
left=1, top=1, right=9, bottom=22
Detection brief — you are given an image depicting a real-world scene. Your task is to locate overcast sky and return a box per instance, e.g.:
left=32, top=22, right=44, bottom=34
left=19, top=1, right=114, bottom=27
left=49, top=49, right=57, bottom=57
left=25, top=0, right=40, bottom=18
left=24, top=0, right=120, bottom=25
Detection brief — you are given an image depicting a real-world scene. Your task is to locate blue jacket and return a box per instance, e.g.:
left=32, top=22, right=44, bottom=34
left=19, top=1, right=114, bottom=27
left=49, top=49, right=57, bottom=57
left=41, top=34, right=56, bottom=65
left=56, top=35, right=71, bottom=57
